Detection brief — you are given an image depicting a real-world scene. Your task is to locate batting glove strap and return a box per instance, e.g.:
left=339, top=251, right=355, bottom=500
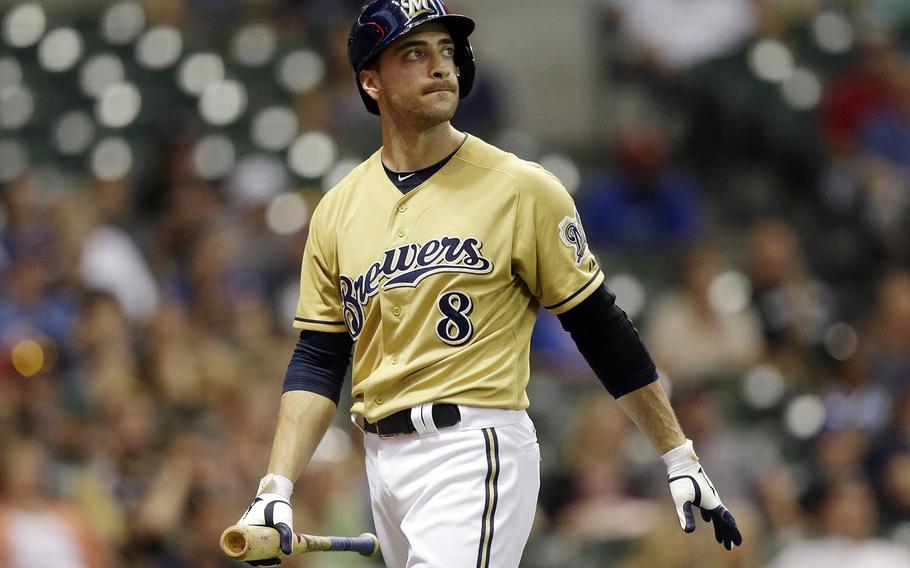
left=662, top=440, right=743, bottom=550
left=661, top=439, right=699, bottom=473
left=257, top=473, right=294, bottom=499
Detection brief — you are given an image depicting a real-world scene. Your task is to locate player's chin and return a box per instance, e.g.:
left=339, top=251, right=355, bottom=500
left=416, top=97, right=457, bottom=123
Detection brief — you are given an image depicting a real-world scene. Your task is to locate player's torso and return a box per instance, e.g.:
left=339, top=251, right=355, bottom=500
left=329, top=143, right=537, bottom=420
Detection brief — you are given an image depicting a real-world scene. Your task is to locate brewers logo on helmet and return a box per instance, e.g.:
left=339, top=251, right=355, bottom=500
left=348, top=0, right=476, bottom=114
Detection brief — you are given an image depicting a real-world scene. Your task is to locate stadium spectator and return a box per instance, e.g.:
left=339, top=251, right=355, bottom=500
left=868, top=385, right=910, bottom=530
left=645, top=245, right=764, bottom=387
left=745, top=218, right=838, bottom=386
left=0, top=438, right=110, bottom=568
left=864, top=270, right=910, bottom=391
left=607, top=0, right=756, bottom=71
left=540, top=393, right=659, bottom=543
left=767, top=475, right=910, bottom=568
left=578, top=123, right=703, bottom=249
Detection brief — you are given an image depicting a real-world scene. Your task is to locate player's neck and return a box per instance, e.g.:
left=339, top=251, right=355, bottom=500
left=380, top=121, right=465, bottom=172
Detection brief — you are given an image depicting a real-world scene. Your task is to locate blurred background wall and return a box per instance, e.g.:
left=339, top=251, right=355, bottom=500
left=1, top=1, right=910, bottom=567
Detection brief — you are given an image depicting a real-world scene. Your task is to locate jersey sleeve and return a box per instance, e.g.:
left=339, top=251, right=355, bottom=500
left=512, top=165, right=604, bottom=315
left=292, top=200, right=348, bottom=333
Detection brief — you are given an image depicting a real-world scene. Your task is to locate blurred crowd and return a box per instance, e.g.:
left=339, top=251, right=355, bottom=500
left=2, top=0, right=910, bottom=567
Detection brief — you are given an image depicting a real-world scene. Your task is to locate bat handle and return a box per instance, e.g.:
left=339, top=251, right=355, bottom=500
left=324, top=533, right=380, bottom=556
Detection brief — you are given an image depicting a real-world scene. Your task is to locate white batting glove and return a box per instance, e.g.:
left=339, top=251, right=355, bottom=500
left=237, top=473, right=295, bottom=566
left=662, top=440, right=742, bottom=550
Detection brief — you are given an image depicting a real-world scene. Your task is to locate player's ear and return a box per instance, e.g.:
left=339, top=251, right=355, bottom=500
left=359, top=68, right=381, bottom=103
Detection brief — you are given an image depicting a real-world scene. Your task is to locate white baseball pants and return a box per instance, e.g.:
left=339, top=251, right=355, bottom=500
left=360, top=406, right=541, bottom=568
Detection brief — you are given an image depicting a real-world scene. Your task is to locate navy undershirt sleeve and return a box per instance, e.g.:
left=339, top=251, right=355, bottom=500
left=283, top=330, right=354, bottom=406
left=557, top=283, right=659, bottom=398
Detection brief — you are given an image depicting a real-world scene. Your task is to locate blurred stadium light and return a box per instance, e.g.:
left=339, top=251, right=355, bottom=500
left=53, top=110, right=95, bottom=155
left=781, top=68, right=822, bottom=110
left=178, top=52, right=225, bottom=96
left=0, top=85, right=33, bottom=129
left=80, top=53, right=126, bottom=98
left=0, top=55, right=22, bottom=85
left=708, top=270, right=752, bottom=315
left=288, top=131, right=336, bottom=178
left=252, top=106, right=298, bottom=151
left=231, top=23, right=277, bottom=67
left=606, top=273, right=646, bottom=320
left=785, top=394, right=826, bottom=439
left=0, top=138, right=27, bottom=182
left=135, top=25, right=182, bottom=69
left=96, top=82, right=141, bottom=128
left=199, top=79, right=247, bottom=125
left=742, top=364, right=786, bottom=410
left=539, top=153, right=581, bottom=194
left=37, top=27, right=82, bottom=72
left=101, top=0, right=145, bottom=45
left=277, top=49, right=324, bottom=94
left=2, top=3, right=46, bottom=48
left=749, top=39, right=795, bottom=83
left=812, top=10, right=854, bottom=54
left=90, top=136, right=132, bottom=181
left=266, top=192, right=310, bottom=236
left=323, top=158, right=361, bottom=193
left=193, top=134, right=236, bottom=180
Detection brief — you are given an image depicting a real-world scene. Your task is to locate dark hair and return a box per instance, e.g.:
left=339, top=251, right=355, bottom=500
left=799, top=474, right=867, bottom=517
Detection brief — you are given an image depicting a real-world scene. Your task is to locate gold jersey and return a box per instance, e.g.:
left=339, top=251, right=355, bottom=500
left=293, top=135, right=603, bottom=421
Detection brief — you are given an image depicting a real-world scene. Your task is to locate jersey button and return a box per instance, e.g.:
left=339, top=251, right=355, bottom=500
left=392, top=306, right=401, bottom=316
left=376, top=396, right=385, bottom=405
left=397, top=205, right=407, bottom=213
left=390, top=355, right=398, bottom=364
left=397, top=229, right=406, bottom=238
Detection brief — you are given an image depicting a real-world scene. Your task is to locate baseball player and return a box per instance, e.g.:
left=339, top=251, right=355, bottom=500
left=236, top=1, right=742, bottom=566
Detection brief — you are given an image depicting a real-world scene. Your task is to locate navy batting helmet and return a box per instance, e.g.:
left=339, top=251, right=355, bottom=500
left=348, top=0, right=476, bottom=115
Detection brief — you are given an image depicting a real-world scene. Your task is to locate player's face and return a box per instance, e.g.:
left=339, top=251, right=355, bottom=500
left=367, top=23, right=459, bottom=126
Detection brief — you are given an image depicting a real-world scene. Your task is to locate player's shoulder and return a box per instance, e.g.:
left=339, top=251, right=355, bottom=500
left=457, top=135, right=566, bottom=194
left=324, top=155, right=374, bottom=197
left=314, top=153, right=376, bottom=211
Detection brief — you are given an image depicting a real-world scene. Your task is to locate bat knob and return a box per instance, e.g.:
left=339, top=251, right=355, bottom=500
left=358, top=532, right=381, bottom=557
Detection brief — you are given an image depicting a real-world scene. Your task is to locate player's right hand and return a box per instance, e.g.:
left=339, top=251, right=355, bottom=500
left=237, top=473, right=295, bottom=566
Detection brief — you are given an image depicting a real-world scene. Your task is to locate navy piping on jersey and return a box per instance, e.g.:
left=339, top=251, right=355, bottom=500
left=544, top=269, right=603, bottom=311
left=294, top=316, right=345, bottom=326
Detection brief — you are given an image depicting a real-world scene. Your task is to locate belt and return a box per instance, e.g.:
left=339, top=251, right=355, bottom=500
left=364, top=404, right=461, bottom=437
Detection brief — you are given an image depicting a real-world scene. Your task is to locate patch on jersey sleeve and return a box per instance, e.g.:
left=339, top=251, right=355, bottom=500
left=558, top=208, right=590, bottom=267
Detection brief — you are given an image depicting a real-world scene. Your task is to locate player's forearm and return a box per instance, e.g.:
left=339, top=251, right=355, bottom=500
left=266, top=390, right=337, bottom=480
left=616, top=380, right=686, bottom=454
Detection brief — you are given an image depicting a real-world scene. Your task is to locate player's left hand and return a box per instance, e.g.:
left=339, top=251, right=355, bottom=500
left=662, top=440, right=742, bottom=550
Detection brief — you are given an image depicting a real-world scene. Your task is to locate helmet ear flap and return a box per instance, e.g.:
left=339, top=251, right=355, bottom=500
left=454, top=40, right=475, bottom=100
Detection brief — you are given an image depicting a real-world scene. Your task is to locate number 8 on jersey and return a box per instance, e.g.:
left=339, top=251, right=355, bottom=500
left=436, top=291, right=474, bottom=346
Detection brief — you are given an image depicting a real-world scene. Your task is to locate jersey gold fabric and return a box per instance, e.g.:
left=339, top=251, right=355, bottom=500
left=293, top=135, right=603, bottom=421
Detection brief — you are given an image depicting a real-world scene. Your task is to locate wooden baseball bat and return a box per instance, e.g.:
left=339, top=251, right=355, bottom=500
left=220, top=525, right=380, bottom=561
